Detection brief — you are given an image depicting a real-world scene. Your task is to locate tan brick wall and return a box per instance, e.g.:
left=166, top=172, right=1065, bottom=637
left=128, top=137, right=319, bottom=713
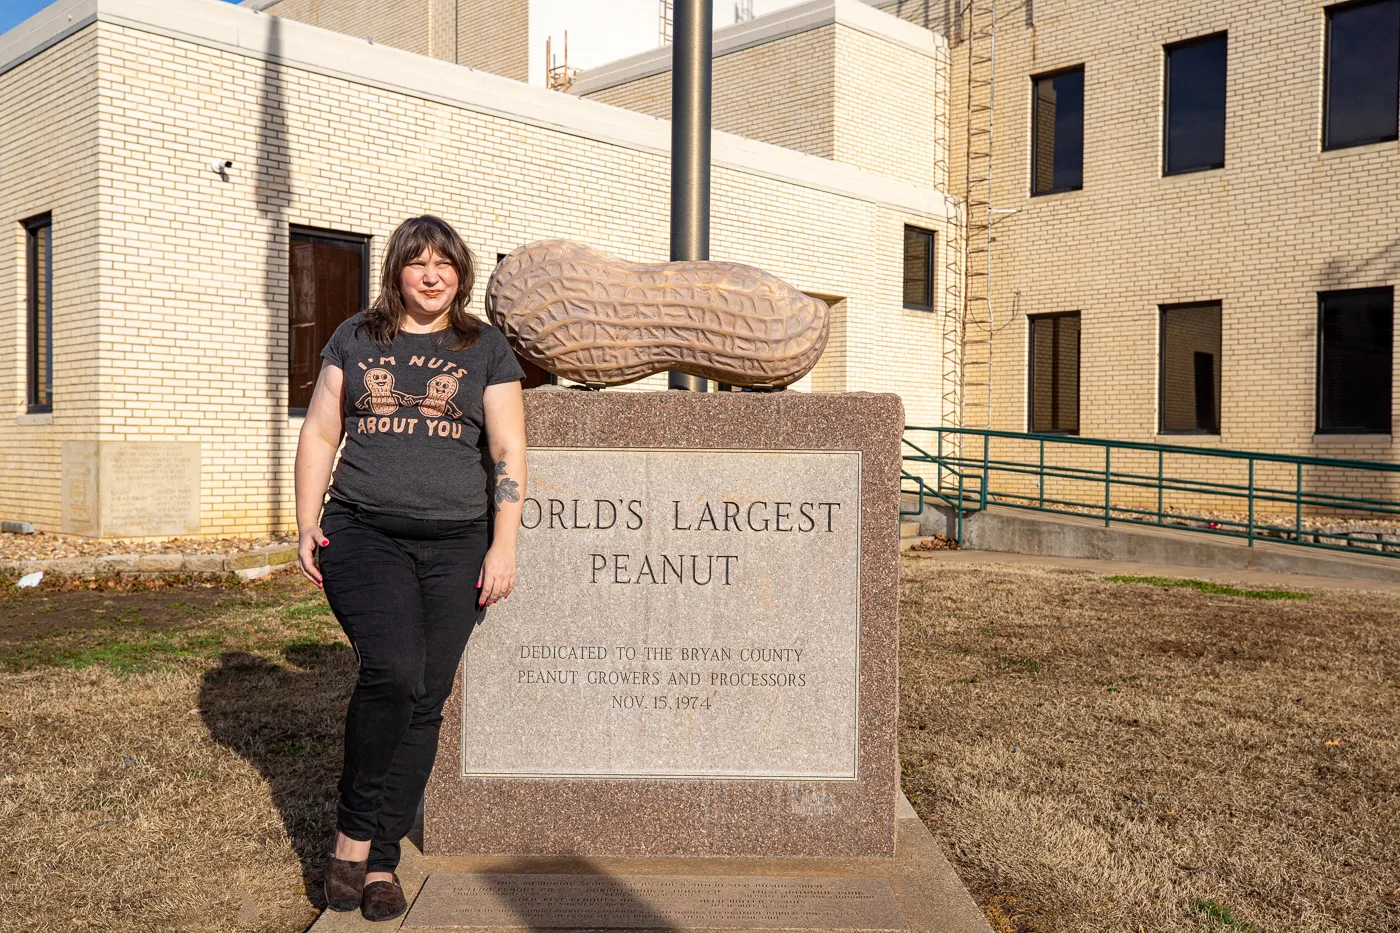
left=584, top=26, right=839, bottom=163
left=809, top=297, right=848, bottom=393
left=458, top=0, right=529, bottom=82
left=259, top=0, right=432, bottom=56
left=873, top=0, right=956, bottom=37
left=255, top=0, right=528, bottom=79
left=0, top=18, right=948, bottom=536
left=941, top=0, right=1400, bottom=509
left=430, top=0, right=457, bottom=62
left=832, top=22, right=945, bottom=190
left=579, top=20, right=948, bottom=190
left=0, top=30, right=102, bottom=532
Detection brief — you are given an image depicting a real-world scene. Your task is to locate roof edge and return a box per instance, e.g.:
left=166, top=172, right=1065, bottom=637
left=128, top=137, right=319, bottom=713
left=570, top=0, right=943, bottom=98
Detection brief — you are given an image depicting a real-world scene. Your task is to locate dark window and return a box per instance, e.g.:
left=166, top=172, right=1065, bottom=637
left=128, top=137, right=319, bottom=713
left=1318, top=287, right=1393, bottom=433
left=1028, top=313, right=1080, bottom=434
left=289, top=227, right=369, bottom=412
left=1159, top=302, right=1222, bottom=434
left=903, top=225, right=935, bottom=310
left=1031, top=67, right=1084, bottom=195
left=1324, top=0, right=1400, bottom=150
left=1164, top=34, right=1228, bottom=175
left=24, top=214, right=52, bottom=413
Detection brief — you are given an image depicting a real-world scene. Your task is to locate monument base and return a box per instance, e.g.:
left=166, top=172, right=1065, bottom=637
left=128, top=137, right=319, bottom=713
left=307, top=795, right=992, bottom=933
left=428, top=390, right=904, bottom=859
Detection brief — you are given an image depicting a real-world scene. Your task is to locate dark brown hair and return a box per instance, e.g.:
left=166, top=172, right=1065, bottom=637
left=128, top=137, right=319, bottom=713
left=361, top=215, right=479, bottom=350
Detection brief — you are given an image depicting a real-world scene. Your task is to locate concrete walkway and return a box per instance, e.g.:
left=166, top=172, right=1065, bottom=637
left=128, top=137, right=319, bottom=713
left=908, top=503, right=1400, bottom=584
left=908, top=547, right=1400, bottom=594
left=307, top=793, right=990, bottom=933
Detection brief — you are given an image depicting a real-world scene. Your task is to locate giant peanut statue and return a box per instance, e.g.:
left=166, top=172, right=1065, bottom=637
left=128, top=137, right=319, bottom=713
left=485, top=240, right=829, bottom=388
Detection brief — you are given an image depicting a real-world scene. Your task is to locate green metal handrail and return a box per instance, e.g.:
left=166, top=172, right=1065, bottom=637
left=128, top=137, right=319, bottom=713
left=901, top=426, right=1400, bottom=557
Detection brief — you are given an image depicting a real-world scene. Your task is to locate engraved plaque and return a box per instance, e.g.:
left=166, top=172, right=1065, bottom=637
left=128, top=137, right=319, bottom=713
left=460, top=448, right=861, bottom=780
left=61, top=441, right=200, bottom=537
left=100, top=442, right=201, bottom=537
left=61, top=441, right=99, bottom=536
left=404, top=874, right=910, bottom=932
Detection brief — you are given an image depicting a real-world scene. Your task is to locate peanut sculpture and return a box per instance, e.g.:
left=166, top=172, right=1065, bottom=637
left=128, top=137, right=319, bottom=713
left=485, top=240, right=829, bottom=387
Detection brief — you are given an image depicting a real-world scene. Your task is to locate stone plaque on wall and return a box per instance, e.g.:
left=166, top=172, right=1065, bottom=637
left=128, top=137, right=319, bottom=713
left=62, top=441, right=201, bottom=537
left=61, top=441, right=100, bottom=536
left=459, top=447, right=861, bottom=780
left=428, top=391, right=903, bottom=859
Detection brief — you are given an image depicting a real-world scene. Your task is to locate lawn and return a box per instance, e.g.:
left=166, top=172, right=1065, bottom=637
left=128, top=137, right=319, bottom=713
left=900, top=557, right=1400, bottom=933
left=0, top=573, right=349, bottom=933
left=0, top=561, right=1395, bottom=932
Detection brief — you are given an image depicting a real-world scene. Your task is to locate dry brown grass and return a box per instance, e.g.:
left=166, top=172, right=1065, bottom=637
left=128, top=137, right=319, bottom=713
left=2, top=561, right=1396, bottom=932
left=900, top=557, right=1400, bottom=933
left=0, top=571, right=347, bottom=932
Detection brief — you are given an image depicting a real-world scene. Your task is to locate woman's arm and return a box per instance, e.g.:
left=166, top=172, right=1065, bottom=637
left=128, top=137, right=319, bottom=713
left=479, top=380, right=526, bottom=608
left=294, top=363, right=346, bottom=588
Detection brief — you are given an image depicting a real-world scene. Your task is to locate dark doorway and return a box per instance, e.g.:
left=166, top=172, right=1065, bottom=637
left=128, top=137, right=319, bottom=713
left=289, top=227, right=370, bottom=412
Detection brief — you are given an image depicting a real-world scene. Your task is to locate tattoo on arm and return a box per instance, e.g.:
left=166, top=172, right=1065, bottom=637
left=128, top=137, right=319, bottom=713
left=493, top=460, right=521, bottom=505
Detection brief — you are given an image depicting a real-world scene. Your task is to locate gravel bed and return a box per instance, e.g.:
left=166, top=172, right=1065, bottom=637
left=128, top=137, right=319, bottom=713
left=0, top=531, right=296, bottom=562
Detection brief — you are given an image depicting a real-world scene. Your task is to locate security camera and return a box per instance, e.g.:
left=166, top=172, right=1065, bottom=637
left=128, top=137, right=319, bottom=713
left=208, top=159, right=233, bottom=174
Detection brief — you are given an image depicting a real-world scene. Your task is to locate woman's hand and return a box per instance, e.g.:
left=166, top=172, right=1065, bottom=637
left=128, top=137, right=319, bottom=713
left=299, top=525, right=329, bottom=589
left=477, top=542, right=516, bottom=608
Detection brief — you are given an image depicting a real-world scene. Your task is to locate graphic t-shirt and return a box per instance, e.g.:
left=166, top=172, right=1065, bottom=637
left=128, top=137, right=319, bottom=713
left=320, top=312, right=525, bottom=520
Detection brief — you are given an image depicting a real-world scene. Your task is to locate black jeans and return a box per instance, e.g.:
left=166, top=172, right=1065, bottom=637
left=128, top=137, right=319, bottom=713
left=317, top=498, right=489, bottom=873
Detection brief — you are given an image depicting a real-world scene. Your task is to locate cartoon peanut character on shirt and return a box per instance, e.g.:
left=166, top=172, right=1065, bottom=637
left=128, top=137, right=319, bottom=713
left=417, top=373, right=463, bottom=419
left=356, top=368, right=416, bottom=415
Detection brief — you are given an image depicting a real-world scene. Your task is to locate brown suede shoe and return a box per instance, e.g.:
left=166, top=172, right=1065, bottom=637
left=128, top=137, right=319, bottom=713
left=361, top=873, right=407, bottom=923
left=323, top=856, right=367, bottom=912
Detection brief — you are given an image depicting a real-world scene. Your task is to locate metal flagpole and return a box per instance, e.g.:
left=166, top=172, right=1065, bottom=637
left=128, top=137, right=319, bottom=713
left=667, top=0, right=711, bottom=392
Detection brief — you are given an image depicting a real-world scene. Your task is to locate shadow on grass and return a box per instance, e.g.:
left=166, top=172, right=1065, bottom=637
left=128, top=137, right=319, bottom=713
left=199, top=644, right=355, bottom=909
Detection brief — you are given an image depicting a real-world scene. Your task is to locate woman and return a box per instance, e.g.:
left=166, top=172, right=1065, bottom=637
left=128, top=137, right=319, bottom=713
left=293, top=215, right=526, bottom=922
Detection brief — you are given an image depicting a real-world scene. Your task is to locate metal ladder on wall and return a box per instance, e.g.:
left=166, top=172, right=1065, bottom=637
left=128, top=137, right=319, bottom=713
left=937, top=27, right=965, bottom=440
left=959, top=0, right=997, bottom=435
left=658, top=0, right=674, bottom=45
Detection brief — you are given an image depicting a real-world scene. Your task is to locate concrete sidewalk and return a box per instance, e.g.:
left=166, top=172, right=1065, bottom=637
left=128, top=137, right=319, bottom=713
left=307, top=794, right=990, bottom=933
left=907, top=547, right=1400, bottom=593
left=908, top=503, right=1400, bottom=585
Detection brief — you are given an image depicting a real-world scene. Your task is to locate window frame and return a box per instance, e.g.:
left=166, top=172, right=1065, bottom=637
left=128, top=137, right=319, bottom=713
left=1322, top=0, right=1400, bottom=151
left=1316, top=286, right=1394, bottom=435
left=24, top=213, right=53, bottom=414
left=902, top=225, right=936, bottom=312
left=1029, top=65, right=1086, bottom=197
left=287, top=225, right=371, bottom=415
left=1026, top=310, right=1082, bottom=436
left=1157, top=301, right=1223, bottom=436
left=1162, top=32, right=1229, bottom=177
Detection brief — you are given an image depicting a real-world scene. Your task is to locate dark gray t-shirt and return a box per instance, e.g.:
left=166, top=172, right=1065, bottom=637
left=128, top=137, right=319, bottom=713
left=320, top=313, right=525, bottom=520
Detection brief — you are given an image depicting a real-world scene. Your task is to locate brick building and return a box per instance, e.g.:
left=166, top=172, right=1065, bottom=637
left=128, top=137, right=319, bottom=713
left=0, top=0, right=952, bottom=537
left=3, top=0, right=1397, bottom=537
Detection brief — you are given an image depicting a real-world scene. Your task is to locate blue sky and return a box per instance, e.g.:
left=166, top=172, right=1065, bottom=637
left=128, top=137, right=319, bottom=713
left=0, top=0, right=239, bottom=35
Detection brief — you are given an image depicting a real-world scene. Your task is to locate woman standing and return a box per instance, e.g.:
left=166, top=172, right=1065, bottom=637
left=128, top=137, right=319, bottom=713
left=293, top=216, right=526, bottom=922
